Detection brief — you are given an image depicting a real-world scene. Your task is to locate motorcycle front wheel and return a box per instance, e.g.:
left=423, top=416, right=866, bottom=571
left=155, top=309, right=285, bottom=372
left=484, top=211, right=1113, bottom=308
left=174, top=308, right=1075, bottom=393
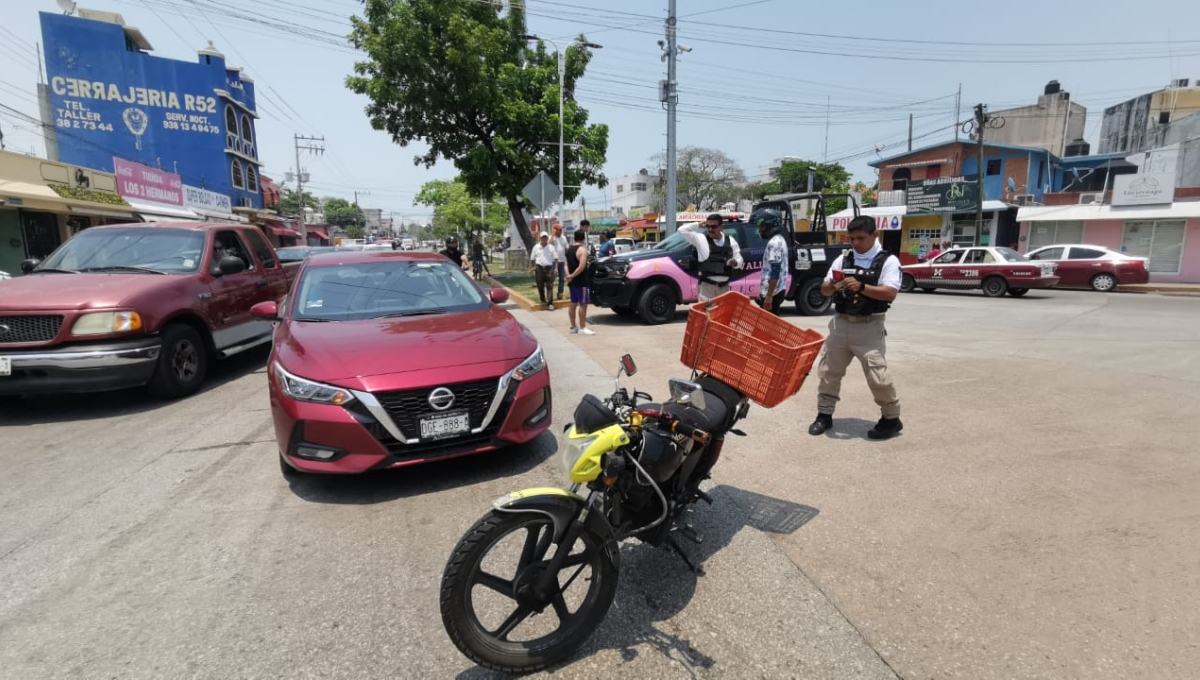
left=440, top=509, right=619, bottom=673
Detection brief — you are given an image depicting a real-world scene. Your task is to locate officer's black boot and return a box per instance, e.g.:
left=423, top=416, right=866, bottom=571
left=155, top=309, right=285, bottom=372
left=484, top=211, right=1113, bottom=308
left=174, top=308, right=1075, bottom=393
left=808, top=413, right=833, bottom=436
left=867, top=417, right=903, bottom=440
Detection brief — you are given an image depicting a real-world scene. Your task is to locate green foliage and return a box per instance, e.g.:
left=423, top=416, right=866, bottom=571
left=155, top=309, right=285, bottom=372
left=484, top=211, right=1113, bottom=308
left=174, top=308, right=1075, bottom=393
left=344, top=225, right=365, bottom=239
left=346, top=0, right=609, bottom=249
left=753, top=158, right=855, bottom=213
left=280, top=188, right=317, bottom=216
left=49, top=184, right=129, bottom=206
left=415, top=179, right=509, bottom=240
left=321, top=197, right=361, bottom=228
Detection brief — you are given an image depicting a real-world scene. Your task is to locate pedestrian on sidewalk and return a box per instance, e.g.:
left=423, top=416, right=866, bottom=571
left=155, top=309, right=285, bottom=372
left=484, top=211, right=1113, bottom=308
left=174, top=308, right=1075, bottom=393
left=552, top=224, right=568, bottom=301
left=529, top=232, right=557, bottom=310
left=808, top=215, right=904, bottom=441
left=565, top=229, right=595, bottom=335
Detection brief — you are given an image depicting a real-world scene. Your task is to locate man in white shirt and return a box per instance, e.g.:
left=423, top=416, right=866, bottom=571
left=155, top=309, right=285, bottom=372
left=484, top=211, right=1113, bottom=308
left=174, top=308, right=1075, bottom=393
left=808, top=215, right=904, bottom=440
left=679, top=213, right=744, bottom=302
left=551, top=223, right=568, bottom=301
left=528, top=231, right=558, bottom=310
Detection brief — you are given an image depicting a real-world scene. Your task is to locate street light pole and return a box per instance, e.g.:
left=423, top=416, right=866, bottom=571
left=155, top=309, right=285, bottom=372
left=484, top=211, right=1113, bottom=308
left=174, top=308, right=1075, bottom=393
left=525, top=35, right=602, bottom=221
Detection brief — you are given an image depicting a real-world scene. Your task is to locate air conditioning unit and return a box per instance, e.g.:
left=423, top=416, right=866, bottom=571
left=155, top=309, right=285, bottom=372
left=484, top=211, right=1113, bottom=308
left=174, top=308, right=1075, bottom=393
left=1078, top=192, right=1103, bottom=205
left=1014, top=194, right=1038, bottom=206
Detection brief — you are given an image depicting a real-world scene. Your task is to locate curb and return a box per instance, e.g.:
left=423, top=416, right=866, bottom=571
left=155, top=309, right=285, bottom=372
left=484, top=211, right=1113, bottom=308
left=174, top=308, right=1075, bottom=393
left=1116, top=284, right=1200, bottom=295
left=484, top=274, right=558, bottom=313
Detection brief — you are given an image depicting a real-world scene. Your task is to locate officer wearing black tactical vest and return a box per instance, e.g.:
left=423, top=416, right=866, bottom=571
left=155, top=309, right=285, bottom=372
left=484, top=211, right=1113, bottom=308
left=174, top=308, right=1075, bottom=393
left=808, top=215, right=904, bottom=440
left=679, top=213, right=743, bottom=302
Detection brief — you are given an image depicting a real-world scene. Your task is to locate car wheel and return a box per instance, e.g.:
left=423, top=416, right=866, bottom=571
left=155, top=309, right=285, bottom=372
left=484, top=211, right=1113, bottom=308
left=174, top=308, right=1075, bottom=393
left=147, top=324, right=208, bottom=399
left=795, top=278, right=832, bottom=315
left=900, top=274, right=916, bottom=293
left=1007, top=288, right=1029, bottom=297
left=981, top=276, right=1009, bottom=298
left=637, top=283, right=676, bottom=325
left=1090, top=272, right=1118, bottom=292
left=613, top=305, right=637, bottom=317
left=921, top=288, right=937, bottom=293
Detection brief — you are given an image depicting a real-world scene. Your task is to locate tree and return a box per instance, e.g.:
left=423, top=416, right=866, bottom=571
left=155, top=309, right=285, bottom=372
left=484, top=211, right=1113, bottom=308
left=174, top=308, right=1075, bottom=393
left=280, top=188, right=317, bottom=216
left=751, top=158, right=856, bottom=213
left=344, top=225, right=365, bottom=239
left=414, top=179, right=509, bottom=240
left=322, top=197, right=361, bottom=228
left=651, top=146, right=747, bottom=212
left=347, top=0, right=609, bottom=249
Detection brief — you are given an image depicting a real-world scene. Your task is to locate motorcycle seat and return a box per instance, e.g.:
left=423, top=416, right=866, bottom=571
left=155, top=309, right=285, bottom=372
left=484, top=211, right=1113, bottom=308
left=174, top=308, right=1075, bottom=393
left=661, top=392, right=729, bottom=434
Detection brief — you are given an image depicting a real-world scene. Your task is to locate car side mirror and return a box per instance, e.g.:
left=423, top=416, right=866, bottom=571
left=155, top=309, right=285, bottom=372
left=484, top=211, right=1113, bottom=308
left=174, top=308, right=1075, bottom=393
left=250, top=300, right=279, bottom=320
left=20, top=258, right=39, bottom=273
left=215, top=255, right=246, bottom=276
left=489, top=287, right=509, bottom=304
left=619, top=353, right=637, bottom=377
left=668, top=378, right=706, bottom=410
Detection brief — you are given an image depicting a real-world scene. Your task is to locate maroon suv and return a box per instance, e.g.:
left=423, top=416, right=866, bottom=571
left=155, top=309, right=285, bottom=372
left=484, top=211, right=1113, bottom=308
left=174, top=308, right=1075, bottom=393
left=0, top=222, right=295, bottom=398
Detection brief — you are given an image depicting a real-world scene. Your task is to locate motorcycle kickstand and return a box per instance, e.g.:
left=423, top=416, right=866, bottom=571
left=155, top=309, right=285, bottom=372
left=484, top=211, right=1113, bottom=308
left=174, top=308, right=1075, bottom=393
left=666, top=535, right=706, bottom=576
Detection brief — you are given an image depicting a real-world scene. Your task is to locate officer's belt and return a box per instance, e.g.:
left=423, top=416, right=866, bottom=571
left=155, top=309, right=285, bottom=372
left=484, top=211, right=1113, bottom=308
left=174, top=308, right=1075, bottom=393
left=837, top=313, right=886, bottom=323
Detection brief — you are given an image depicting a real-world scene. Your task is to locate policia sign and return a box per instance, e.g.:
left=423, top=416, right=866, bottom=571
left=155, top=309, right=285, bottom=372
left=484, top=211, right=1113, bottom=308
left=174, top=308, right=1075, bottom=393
left=906, top=176, right=978, bottom=213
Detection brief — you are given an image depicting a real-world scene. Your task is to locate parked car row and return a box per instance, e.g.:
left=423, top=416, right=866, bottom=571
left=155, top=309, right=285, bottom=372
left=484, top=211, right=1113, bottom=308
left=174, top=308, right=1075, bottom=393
left=899, top=244, right=1149, bottom=296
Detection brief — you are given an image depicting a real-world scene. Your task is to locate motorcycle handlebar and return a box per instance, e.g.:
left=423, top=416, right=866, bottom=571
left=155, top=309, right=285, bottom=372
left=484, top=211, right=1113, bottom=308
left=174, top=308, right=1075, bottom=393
left=666, top=416, right=711, bottom=446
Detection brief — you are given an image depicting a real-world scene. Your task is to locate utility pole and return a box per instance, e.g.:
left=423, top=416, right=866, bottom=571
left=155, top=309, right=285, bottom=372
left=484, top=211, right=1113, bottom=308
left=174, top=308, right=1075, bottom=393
left=662, top=0, right=679, bottom=236
left=908, top=113, right=913, bottom=151
left=293, top=133, right=324, bottom=215
left=954, top=83, right=962, bottom=142
left=962, top=104, right=1004, bottom=243
left=823, top=96, right=830, bottom=162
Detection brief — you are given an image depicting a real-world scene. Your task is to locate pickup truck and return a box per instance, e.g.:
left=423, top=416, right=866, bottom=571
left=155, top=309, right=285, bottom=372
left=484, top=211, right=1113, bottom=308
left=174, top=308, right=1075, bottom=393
left=0, top=221, right=297, bottom=399
left=589, top=194, right=855, bottom=324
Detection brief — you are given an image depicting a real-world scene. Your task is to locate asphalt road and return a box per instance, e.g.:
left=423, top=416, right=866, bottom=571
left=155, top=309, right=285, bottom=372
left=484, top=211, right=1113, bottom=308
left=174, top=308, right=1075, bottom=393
left=2, top=287, right=1197, bottom=679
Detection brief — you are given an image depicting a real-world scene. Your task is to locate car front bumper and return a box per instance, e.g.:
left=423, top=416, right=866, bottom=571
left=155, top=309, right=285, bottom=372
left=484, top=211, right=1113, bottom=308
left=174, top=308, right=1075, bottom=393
left=0, top=337, right=161, bottom=395
left=590, top=279, right=636, bottom=308
left=271, top=369, right=552, bottom=474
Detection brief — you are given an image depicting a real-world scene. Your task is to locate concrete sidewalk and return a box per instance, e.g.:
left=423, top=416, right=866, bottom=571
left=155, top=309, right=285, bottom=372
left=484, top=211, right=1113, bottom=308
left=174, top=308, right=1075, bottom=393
left=1116, top=282, right=1200, bottom=294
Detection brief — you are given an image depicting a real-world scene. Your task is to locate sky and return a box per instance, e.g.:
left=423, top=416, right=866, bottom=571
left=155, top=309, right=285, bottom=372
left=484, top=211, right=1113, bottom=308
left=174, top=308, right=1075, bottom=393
left=3, top=0, right=1200, bottom=222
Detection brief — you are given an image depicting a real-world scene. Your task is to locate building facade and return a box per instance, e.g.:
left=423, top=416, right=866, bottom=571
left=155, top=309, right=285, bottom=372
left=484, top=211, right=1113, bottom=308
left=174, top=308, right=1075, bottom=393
left=1098, top=80, right=1200, bottom=155
left=39, top=9, right=263, bottom=211
left=611, top=170, right=659, bottom=217
left=988, top=81, right=1087, bottom=156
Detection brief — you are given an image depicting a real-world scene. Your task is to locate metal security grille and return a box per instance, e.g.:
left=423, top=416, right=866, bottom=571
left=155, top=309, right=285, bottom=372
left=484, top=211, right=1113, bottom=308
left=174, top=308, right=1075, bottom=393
left=374, top=378, right=500, bottom=437
left=0, top=315, right=64, bottom=344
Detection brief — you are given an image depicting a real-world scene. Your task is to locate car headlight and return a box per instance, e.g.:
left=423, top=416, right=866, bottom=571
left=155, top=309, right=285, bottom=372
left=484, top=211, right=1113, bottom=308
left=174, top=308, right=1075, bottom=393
left=274, top=362, right=355, bottom=405
left=604, top=261, right=631, bottom=278
left=512, top=345, right=546, bottom=381
left=71, top=311, right=143, bottom=336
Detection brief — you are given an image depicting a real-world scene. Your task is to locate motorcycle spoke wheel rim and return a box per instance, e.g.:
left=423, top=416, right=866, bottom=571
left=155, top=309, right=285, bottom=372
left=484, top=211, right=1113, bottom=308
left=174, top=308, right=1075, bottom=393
left=464, top=518, right=607, bottom=648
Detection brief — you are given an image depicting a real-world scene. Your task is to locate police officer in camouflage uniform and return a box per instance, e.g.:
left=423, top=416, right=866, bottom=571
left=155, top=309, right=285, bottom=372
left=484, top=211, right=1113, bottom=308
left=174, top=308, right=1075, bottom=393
left=808, top=215, right=904, bottom=440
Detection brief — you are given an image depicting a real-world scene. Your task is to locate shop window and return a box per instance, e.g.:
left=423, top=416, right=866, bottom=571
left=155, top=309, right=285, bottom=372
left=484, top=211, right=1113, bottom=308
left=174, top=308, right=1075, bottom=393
left=925, top=165, right=941, bottom=179
left=231, top=159, right=244, bottom=189
left=1122, top=219, right=1185, bottom=274
left=892, top=168, right=911, bottom=192
left=1027, top=220, right=1084, bottom=249
left=631, top=182, right=648, bottom=191
left=246, top=163, right=258, bottom=193
left=241, top=114, right=255, bottom=158
left=616, top=184, right=624, bottom=193
left=986, top=159, right=1001, bottom=176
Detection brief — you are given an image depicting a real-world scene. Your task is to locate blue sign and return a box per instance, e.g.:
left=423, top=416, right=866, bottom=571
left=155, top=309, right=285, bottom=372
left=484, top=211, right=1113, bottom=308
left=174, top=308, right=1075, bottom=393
left=40, top=12, right=262, bottom=209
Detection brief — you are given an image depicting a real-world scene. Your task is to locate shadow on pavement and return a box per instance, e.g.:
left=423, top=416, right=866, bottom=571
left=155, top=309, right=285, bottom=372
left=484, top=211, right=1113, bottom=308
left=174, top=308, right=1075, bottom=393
left=284, top=430, right=558, bottom=505
left=543, top=485, right=819, bottom=675
left=0, top=344, right=270, bottom=426
left=822, top=416, right=906, bottom=442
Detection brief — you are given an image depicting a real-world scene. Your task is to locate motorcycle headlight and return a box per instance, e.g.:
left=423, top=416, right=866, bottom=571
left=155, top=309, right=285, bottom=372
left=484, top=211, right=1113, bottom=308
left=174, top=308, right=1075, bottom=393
left=560, top=429, right=600, bottom=479
left=274, top=362, right=355, bottom=405
left=71, top=311, right=143, bottom=336
left=512, top=345, right=546, bottom=381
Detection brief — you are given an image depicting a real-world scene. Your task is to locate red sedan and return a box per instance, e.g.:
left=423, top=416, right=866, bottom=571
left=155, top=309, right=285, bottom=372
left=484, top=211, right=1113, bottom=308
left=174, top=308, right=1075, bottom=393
left=1025, top=244, right=1149, bottom=291
left=900, top=246, right=1060, bottom=297
left=253, top=251, right=551, bottom=476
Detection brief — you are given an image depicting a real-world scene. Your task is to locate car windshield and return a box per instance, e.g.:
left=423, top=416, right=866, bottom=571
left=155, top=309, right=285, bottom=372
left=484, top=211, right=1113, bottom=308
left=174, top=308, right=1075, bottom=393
left=292, top=259, right=487, bottom=321
left=652, top=233, right=691, bottom=251
left=38, top=228, right=206, bottom=273
left=994, top=247, right=1029, bottom=263
left=276, top=246, right=313, bottom=262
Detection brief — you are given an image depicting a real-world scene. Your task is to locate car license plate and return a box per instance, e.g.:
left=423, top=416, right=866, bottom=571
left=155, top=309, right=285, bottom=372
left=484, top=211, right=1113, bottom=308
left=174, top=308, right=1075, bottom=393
left=419, top=411, right=470, bottom=440
left=0, top=357, right=10, bottom=377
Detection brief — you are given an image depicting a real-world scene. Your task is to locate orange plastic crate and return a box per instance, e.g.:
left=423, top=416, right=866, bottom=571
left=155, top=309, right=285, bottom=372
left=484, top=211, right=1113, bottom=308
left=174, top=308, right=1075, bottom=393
left=680, top=292, right=826, bottom=408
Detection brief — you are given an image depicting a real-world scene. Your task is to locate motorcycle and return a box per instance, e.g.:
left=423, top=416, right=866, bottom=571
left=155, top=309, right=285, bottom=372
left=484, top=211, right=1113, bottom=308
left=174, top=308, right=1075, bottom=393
left=440, top=354, right=750, bottom=673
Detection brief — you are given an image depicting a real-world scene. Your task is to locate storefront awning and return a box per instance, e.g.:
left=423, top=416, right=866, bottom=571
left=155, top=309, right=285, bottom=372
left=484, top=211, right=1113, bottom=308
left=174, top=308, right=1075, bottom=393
left=0, top=178, right=62, bottom=203
left=307, top=230, right=329, bottom=240
left=127, top=199, right=202, bottom=221
left=68, top=205, right=136, bottom=220
left=270, top=224, right=302, bottom=237
left=1017, top=202, right=1200, bottom=223
left=189, top=206, right=248, bottom=223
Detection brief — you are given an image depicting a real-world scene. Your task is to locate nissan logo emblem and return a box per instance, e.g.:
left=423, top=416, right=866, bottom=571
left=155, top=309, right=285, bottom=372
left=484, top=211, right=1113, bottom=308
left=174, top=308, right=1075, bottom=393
left=428, top=387, right=455, bottom=411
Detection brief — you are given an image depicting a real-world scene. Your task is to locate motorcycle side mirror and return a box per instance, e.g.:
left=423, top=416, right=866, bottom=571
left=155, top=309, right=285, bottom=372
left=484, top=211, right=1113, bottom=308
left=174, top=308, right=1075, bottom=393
left=668, top=378, right=706, bottom=411
left=619, top=354, right=637, bottom=377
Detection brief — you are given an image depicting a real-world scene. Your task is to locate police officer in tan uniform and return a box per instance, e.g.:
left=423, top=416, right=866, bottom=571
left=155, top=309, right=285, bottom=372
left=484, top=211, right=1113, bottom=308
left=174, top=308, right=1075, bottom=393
left=808, top=215, right=904, bottom=440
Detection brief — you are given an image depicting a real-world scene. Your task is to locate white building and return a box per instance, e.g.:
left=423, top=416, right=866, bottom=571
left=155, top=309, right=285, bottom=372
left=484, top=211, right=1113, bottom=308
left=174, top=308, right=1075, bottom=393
left=611, top=169, right=659, bottom=217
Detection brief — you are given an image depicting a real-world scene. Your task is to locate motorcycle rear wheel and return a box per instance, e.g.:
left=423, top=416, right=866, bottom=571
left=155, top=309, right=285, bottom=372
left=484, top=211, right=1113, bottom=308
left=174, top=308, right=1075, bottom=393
left=440, top=510, right=619, bottom=673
